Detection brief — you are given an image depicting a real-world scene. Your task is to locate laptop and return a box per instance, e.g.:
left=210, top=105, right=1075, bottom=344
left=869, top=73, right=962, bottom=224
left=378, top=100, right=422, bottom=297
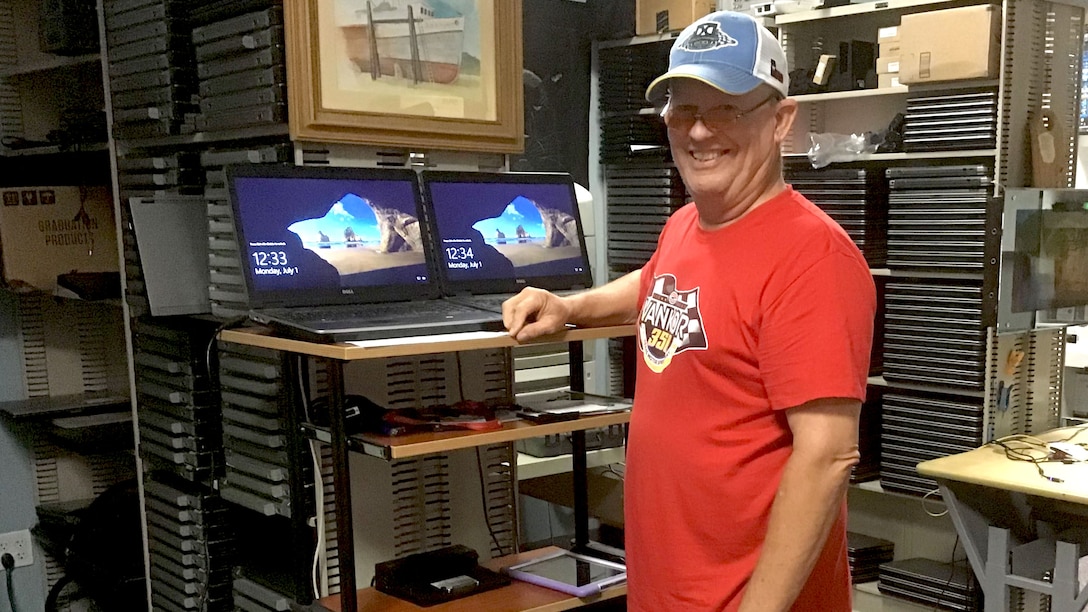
left=226, top=164, right=505, bottom=343
left=419, top=171, right=595, bottom=313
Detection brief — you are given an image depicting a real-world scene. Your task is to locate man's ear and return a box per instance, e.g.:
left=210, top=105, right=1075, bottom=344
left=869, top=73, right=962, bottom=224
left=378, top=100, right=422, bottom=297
left=773, top=98, right=799, bottom=145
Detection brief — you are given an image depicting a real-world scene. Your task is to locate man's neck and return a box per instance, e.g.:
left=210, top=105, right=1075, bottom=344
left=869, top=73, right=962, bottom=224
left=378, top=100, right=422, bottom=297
left=695, top=178, right=788, bottom=231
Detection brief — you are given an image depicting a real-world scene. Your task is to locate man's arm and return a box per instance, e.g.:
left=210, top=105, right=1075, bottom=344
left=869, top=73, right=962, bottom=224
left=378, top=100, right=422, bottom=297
left=737, top=397, right=861, bottom=612
left=502, top=269, right=642, bottom=342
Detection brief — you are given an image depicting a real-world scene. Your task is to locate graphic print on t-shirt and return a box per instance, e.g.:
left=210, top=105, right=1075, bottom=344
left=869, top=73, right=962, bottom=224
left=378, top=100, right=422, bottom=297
left=639, top=273, right=708, bottom=373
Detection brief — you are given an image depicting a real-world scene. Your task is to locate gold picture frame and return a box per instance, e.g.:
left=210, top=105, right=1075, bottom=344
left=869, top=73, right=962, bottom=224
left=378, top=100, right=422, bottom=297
left=285, top=0, right=524, bottom=153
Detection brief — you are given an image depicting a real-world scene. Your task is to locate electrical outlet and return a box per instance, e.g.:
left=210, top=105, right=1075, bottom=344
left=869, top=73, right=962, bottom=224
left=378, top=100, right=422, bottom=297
left=0, top=529, right=33, bottom=568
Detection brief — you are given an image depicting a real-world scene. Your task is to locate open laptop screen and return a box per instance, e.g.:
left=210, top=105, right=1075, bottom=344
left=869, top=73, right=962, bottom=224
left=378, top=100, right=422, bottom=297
left=227, top=165, right=434, bottom=308
left=420, top=171, right=593, bottom=293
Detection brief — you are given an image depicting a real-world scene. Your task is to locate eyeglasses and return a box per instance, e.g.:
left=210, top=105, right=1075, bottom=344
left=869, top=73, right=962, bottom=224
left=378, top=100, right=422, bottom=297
left=660, top=95, right=779, bottom=132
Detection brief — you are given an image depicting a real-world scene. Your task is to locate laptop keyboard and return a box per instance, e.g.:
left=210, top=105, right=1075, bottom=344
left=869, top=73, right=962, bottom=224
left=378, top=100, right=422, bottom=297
left=275, top=301, right=475, bottom=324
left=464, top=294, right=514, bottom=311
left=455, top=290, right=579, bottom=313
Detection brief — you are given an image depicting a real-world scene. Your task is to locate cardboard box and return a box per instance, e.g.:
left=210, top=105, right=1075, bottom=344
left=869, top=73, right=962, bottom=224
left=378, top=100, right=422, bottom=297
left=636, top=0, right=716, bottom=35
left=876, top=56, right=900, bottom=74
left=878, top=73, right=901, bottom=88
left=899, top=4, right=1001, bottom=84
left=0, top=186, right=118, bottom=292
left=878, top=41, right=901, bottom=57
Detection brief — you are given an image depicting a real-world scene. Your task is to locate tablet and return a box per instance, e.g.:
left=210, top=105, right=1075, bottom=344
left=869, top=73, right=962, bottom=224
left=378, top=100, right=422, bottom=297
left=503, top=550, right=627, bottom=597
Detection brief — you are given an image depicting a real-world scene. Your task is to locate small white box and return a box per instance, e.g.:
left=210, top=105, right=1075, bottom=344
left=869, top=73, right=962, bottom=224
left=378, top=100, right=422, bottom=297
left=877, top=25, right=900, bottom=42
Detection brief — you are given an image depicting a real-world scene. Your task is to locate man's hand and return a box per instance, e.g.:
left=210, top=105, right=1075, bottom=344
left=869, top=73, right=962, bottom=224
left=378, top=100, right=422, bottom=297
left=502, top=270, right=643, bottom=342
left=502, top=287, right=572, bottom=342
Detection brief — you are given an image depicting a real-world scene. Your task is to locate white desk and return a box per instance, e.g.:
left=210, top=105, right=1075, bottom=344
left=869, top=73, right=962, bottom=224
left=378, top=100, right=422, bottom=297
left=917, top=427, right=1088, bottom=611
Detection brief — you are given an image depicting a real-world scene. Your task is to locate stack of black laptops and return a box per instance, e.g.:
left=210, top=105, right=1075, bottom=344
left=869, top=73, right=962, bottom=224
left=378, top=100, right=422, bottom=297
left=846, top=532, right=894, bottom=583
left=879, top=557, right=981, bottom=611
left=116, top=152, right=204, bottom=198
left=597, top=42, right=672, bottom=165
left=603, top=165, right=688, bottom=270
left=879, top=392, right=983, bottom=496
left=192, top=6, right=287, bottom=133
left=903, top=89, right=998, bottom=153
left=103, top=0, right=199, bottom=141
left=202, top=144, right=293, bottom=318
left=225, top=164, right=505, bottom=343
left=786, top=165, right=888, bottom=267
left=885, top=164, right=993, bottom=272
left=144, top=476, right=236, bottom=612
left=882, top=163, right=993, bottom=395
left=134, top=317, right=223, bottom=485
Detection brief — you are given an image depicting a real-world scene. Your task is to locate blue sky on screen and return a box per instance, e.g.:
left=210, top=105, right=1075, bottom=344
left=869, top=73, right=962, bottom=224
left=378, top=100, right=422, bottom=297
left=471, top=195, right=545, bottom=241
left=287, top=193, right=382, bottom=245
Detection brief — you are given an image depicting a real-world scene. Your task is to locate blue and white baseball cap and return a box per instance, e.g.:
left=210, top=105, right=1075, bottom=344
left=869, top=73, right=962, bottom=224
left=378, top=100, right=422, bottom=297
left=645, top=11, right=789, bottom=103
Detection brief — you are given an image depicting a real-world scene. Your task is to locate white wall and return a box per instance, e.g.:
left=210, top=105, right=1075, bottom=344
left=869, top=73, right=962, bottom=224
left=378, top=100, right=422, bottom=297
left=1076, top=135, right=1088, bottom=188
left=0, top=292, right=47, bottom=612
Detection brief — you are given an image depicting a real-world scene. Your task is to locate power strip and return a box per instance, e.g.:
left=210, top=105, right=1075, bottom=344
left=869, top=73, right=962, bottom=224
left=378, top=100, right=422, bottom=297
left=0, top=530, right=33, bottom=568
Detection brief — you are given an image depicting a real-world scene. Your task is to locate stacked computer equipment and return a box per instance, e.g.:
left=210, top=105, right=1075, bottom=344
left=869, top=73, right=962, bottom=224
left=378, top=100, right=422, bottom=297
left=217, top=342, right=300, bottom=519
left=597, top=41, right=671, bottom=168
left=233, top=576, right=305, bottom=611
left=134, top=317, right=223, bottom=485
left=144, top=476, right=236, bottom=612
left=879, top=278, right=988, bottom=496
left=598, top=40, right=682, bottom=395
left=199, top=143, right=293, bottom=318
left=597, top=40, right=681, bottom=275
left=103, top=0, right=199, bottom=141
left=881, top=280, right=989, bottom=391
left=879, top=162, right=995, bottom=496
left=879, top=558, right=981, bottom=611
left=902, top=89, right=998, bottom=153
left=886, top=164, right=994, bottom=273
left=104, top=0, right=206, bottom=318
left=191, top=7, right=287, bottom=134
left=880, top=392, right=984, bottom=496
left=785, top=165, right=889, bottom=267
left=847, top=532, right=894, bottom=584
left=117, top=152, right=204, bottom=198
left=605, top=165, right=688, bottom=270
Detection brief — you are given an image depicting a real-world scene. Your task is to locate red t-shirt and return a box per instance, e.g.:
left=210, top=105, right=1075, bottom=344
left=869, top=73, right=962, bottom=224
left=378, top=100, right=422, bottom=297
left=625, top=187, right=875, bottom=611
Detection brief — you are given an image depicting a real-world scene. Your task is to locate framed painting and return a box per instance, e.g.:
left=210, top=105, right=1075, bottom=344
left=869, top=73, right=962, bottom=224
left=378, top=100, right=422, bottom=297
left=285, top=0, right=524, bottom=153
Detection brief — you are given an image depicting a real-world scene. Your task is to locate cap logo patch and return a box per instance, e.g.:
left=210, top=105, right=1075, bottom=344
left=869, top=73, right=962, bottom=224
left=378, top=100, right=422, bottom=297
left=770, top=59, right=783, bottom=82
left=677, top=22, right=738, bottom=52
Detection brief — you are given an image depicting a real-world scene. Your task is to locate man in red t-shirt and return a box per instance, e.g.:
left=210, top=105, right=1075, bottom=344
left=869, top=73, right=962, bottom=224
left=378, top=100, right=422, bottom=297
left=504, top=10, right=875, bottom=612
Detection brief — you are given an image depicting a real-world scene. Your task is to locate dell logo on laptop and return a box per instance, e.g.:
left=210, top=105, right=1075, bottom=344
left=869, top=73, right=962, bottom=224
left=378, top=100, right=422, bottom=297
left=342, top=289, right=355, bottom=295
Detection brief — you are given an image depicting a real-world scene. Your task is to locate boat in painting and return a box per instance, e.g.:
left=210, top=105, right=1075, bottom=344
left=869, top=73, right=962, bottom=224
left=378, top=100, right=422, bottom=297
left=340, top=1, right=465, bottom=84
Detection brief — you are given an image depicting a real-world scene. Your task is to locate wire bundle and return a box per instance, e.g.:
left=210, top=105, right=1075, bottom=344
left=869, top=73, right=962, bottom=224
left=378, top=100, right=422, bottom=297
left=987, top=428, right=1088, bottom=484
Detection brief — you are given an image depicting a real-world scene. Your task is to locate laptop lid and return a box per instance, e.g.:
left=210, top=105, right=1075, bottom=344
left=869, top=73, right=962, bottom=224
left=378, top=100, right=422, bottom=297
left=227, top=164, right=438, bottom=309
left=419, top=171, right=593, bottom=295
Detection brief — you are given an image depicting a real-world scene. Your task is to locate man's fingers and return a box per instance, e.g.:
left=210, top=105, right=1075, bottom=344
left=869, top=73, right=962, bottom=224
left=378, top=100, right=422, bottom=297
left=502, top=288, right=565, bottom=342
left=515, top=319, right=558, bottom=342
left=502, top=288, right=540, bottom=337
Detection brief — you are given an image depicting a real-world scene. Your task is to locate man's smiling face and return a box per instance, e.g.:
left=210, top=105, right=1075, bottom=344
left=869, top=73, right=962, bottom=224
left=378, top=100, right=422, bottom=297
left=665, top=79, right=794, bottom=227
